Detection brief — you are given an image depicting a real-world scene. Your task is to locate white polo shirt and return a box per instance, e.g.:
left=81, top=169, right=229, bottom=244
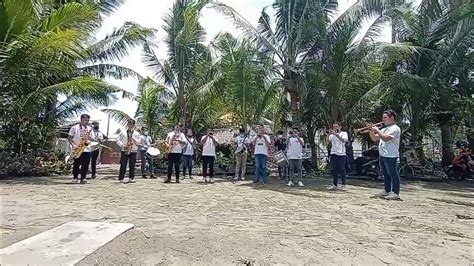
left=68, top=124, right=94, bottom=153
left=165, top=132, right=186, bottom=154
left=253, top=134, right=271, bottom=156
left=202, top=136, right=219, bottom=157
left=329, top=131, right=348, bottom=156
left=287, top=136, right=304, bottom=159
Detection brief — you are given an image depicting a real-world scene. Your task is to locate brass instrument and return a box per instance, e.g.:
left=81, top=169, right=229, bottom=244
left=354, top=122, right=384, bottom=134
left=66, top=127, right=92, bottom=164
left=126, top=130, right=134, bottom=155
left=165, top=131, right=179, bottom=153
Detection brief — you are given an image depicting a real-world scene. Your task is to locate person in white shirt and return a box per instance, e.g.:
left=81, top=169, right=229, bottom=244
left=116, top=119, right=141, bottom=183
left=328, top=122, right=349, bottom=190
left=234, top=128, right=250, bottom=180
left=287, top=127, right=305, bottom=187
left=182, top=128, right=196, bottom=179
left=370, top=110, right=401, bottom=200
left=139, top=126, right=155, bottom=179
left=165, top=124, right=186, bottom=183
left=200, top=128, right=219, bottom=183
left=67, top=114, right=94, bottom=184
left=90, top=121, right=107, bottom=179
left=252, top=124, right=271, bottom=184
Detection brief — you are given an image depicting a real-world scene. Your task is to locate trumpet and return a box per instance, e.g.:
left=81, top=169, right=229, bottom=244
left=354, top=122, right=384, bottom=134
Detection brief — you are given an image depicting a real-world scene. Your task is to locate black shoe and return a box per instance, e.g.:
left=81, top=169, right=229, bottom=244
left=164, top=179, right=171, bottom=183
left=176, top=179, right=180, bottom=183
left=253, top=180, right=259, bottom=183
left=91, top=174, right=96, bottom=179
left=150, top=175, right=156, bottom=179
left=142, top=175, right=147, bottom=179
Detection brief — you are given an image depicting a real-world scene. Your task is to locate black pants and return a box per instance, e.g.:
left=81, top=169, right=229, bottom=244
left=90, top=149, right=100, bottom=175
left=331, top=154, right=347, bottom=186
left=119, top=151, right=137, bottom=180
left=167, top=153, right=182, bottom=181
left=202, top=155, right=215, bottom=178
left=72, top=152, right=91, bottom=180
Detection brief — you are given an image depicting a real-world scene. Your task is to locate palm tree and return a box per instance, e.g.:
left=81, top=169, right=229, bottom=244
left=103, top=78, right=173, bottom=139
left=0, top=0, right=153, bottom=153
left=211, top=33, right=278, bottom=128
left=355, top=0, right=473, bottom=165
left=142, top=0, right=210, bottom=127
left=211, top=0, right=338, bottom=127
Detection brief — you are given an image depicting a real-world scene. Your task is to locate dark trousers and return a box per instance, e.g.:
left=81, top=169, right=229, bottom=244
left=119, top=151, right=137, bottom=180
left=72, top=152, right=91, bottom=180
left=90, top=149, right=100, bottom=175
left=380, top=156, right=400, bottom=194
left=182, top=154, right=193, bottom=176
left=331, top=154, right=347, bottom=186
left=167, top=153, right=182, bottom=181
left=202, top=155, right=215, bottom=177
left=140, top=150, right=154, bottom=175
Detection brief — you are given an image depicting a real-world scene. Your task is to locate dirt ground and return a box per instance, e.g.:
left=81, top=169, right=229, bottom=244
left=1, top=165, right=473, bottom=265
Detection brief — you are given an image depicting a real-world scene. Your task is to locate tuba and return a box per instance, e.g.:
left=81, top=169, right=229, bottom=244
left=125, top=130, right=134, bottom=155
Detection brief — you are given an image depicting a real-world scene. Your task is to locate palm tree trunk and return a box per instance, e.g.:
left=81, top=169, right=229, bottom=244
left=440, top=121, right=454, bottom=167
left=306, top=123, right=318, bottom=170
left=288, top=90, right=301, bottom=128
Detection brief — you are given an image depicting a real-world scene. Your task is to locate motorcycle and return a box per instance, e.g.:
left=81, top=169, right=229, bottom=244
left=355, top=146, right=381, bottom=180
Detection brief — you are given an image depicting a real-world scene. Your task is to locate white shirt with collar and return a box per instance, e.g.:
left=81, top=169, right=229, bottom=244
left=68, top=124, right=94, bottom=153
left=183, top=136, right=195, bottom=155
left=202, top=136, right=218, bottom=157
left=117, top=129, right=141, bottom=153
left=287, top=136, right=304, bottom=159
left=329, top=131, right=348, bottom=156
left=140, top=134, right=153, bottom=151
left=165, top=132, right=186, bottom=154
left=253, top=134, right=271, bottom=156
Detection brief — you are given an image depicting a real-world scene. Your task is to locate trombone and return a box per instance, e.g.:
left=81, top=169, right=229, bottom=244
left=354, top=122, right=384, bottom=134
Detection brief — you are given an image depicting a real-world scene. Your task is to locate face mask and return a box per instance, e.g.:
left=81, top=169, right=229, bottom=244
left=277, top=135, right=283, bottom=138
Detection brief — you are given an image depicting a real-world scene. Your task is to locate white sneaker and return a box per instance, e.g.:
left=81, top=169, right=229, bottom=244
left=122, top=177, right=130, bottom=184
left=129, top=179, right=136, bottom=183
left=287, top=181, right=294, bottom=187
left=340, top=185, right=347, bottom=191
left=210, top=178, right=214, bottom=183
left=241, top=176, right=245, bottom=180
left=234, top=176, right=239, bottom=180
left=384, top=192, right=400, bottom=200
left=71, top=179, right=78, bottom=184
left=298, top=181, right=304, bottom=187
left=329, top=185, right=337, bottom=190
left=375, top=191, right=389, bottom=197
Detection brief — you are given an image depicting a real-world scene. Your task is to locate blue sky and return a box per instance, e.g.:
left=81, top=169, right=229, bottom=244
left=88, top=0, right=391, bottom=136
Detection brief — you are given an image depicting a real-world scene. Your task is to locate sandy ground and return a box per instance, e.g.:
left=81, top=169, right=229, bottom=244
left=1, top=165, right=473, bottom=265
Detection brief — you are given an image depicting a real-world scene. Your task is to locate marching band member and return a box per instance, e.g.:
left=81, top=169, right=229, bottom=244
left=275, top=130, right=288, bottom=180
left=328, top=122, right=349, bottom=190
left=287, top=127, right=304, bottom=187
left=234, top=128, right=250, bottom=180
left=67, top=114, right=94, bottom=184
left=90, top=121, right=107, bottom=179
left=370, top=110, right=401, bottom=200
left=117, top=119, right=141, bottom=183
left=182, top=128, right=196, bottom=179
left=252, top=124, right=271, bottom=184
left=201, top=128, right=219, bottom=183
left=165, top=124, right=186, bottom=183
left=139, top=126, right=155, bottom=179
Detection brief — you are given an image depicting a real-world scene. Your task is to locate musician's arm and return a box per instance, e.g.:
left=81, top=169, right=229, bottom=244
left=177, top=134, right=186, bottom=144
left=369, top=131, right=380, bottom=142
left=251, top=136, right=258, bottom=145
left=263, top=135, right=271, bottom=146
left=297, top=136, right=304, bottom=146
left=211, top=136, right=219, bottom=146
left=116, top=133, right=124, bottom=147
left=200, top=135, right=208, bottom=145
left=67, top=127, right=76, bottom=146
left=373, top=127, right=396, bottom=142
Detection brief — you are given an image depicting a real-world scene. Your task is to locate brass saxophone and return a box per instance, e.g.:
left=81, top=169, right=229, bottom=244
left=126, top=130, right=134, bottom=155
left=66, top=128, right=92, bottom=164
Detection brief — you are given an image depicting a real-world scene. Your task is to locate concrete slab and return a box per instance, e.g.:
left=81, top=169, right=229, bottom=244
left=0, top=221, right=134, bottom=265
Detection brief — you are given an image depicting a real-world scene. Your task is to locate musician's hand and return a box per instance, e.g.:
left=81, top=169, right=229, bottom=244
left=370, top=126, right=379, bottom=133
left=328, top=129, right=335, bottom=135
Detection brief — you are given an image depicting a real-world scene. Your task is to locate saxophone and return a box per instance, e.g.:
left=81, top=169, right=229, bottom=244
left=66, top=128, right=92, bottom=163
left=126, top=130, right=133, bottom=155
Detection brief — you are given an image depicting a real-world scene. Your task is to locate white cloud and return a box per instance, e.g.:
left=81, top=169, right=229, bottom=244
left=85, top=0, right=390, bottom=136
